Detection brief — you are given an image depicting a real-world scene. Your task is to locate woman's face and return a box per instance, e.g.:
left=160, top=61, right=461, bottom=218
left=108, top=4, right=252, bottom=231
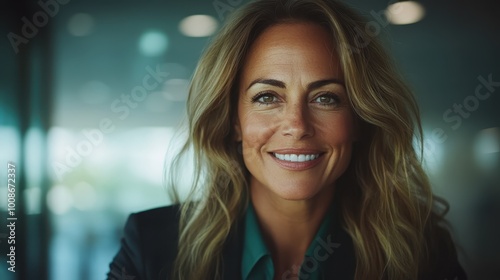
left=235, top=22, right=357, bottom=201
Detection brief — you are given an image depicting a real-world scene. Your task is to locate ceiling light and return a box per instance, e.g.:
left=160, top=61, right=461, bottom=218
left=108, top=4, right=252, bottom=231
left=473, top=127, right=500, bottom=172
left=139, top=30, right=169, bottom=57
left=386, top=1, right=425, bottom=25
left=475, top=127, right=500, bottom=154
left=179, top=15, right=218, bottom=37
left=67, top=13, right=95, bottom=36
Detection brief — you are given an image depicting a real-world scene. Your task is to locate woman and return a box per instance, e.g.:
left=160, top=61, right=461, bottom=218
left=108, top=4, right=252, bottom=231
left=108, top=0, right=467, bottom=279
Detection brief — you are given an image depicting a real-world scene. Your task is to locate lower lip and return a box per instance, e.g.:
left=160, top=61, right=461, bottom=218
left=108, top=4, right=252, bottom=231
left=269, top=153, right=323, bottom=170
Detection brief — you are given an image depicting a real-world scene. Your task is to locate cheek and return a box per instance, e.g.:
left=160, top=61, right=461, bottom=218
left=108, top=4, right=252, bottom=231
left=239, top=111, right=277, bottom=150
left=317, top=112, right=356, bottom=143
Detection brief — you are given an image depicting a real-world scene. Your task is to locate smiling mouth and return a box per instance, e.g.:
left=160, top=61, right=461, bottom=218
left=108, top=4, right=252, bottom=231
left=272, top=153, right=321, bottom=162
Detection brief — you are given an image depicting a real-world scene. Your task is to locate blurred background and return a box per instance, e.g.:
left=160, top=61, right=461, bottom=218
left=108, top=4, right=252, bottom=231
left=0, top=0, right=499, bottom=279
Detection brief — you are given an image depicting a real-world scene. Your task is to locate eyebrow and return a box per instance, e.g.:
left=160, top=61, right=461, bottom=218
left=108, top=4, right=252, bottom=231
left=246, top=78, right=345, bottom=91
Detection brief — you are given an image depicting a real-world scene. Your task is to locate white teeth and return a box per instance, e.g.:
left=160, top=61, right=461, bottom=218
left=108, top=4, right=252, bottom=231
left=274, top=153, right=319, bottom=162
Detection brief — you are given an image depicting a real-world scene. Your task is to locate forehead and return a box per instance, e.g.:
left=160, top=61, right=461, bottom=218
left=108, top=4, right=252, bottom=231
left=240, top=22, right=343, bottom=82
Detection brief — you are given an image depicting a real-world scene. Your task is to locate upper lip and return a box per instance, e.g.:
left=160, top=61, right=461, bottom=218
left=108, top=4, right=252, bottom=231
left=269, top=149, right=324, bottom=154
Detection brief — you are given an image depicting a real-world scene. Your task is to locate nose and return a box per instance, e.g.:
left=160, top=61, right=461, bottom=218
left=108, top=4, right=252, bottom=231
left=281, top=103, right=314, bottom=139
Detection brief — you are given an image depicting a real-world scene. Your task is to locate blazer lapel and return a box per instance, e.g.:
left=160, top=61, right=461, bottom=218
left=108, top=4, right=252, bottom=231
left=219, top=204, right=356, bottom=280
left=221, top=220, right=244, bottom=279
left=322, top=226, right=356, bottom=279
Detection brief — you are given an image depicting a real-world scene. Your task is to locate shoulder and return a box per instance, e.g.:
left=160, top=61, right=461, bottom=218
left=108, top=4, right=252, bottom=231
left=108, top=205, right=181, bottom=280
left=421, top=223, right=468, bottom=280
left=128, top=205, right=181, bottom=236
left=125, top=205, right=181, bottom=250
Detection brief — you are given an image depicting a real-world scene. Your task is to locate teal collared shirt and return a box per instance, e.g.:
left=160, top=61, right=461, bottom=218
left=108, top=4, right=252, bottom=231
left=242, top=202, right=334, bottom=280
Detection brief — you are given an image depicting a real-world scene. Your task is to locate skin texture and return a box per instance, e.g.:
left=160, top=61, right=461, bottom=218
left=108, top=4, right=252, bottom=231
left=234, top=22, right=357, bottom=279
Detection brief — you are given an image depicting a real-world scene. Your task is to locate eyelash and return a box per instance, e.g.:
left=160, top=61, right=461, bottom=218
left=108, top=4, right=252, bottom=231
left=313, top=92, right=341, bottom=107
left=251, top=92, right=341, bottom=107
left=251, top=92, right=278, bottom=105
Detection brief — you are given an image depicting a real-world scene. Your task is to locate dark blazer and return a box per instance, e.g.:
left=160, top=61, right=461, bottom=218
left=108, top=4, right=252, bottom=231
left=107, top=205, right=467, bottom=280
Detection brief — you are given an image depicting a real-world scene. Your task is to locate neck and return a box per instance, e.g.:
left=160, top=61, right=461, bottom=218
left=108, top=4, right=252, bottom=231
left=250, top=183, right=335, bottom=278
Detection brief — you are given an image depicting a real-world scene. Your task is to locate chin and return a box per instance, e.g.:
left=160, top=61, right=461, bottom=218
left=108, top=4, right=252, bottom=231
left=271, top=182, right=330, bottom=201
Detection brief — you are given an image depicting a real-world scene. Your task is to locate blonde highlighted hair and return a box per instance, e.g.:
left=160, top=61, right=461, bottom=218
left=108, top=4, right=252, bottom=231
left=167, top=0, right=452, bottom=279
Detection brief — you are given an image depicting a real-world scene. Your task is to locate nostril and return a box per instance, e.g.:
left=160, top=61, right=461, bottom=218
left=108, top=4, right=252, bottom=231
left=281, top=116, right=314, bottom=139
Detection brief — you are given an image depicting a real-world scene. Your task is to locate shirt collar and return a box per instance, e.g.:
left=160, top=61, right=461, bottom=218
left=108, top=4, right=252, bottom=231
left=242, top=200, right=335, bottom=280
left=242, top=201, right=272, bottom=280
left=305, top=207, right=333, bottom=258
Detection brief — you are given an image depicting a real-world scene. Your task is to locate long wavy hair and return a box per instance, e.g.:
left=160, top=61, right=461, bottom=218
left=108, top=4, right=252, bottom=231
left=167, top=0, right=452, bottom=279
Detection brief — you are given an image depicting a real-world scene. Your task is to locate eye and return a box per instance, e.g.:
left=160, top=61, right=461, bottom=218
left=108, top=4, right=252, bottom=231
left=251, top=92, right=279, bottom=105
left=312, top=93, right=340, bottom=106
